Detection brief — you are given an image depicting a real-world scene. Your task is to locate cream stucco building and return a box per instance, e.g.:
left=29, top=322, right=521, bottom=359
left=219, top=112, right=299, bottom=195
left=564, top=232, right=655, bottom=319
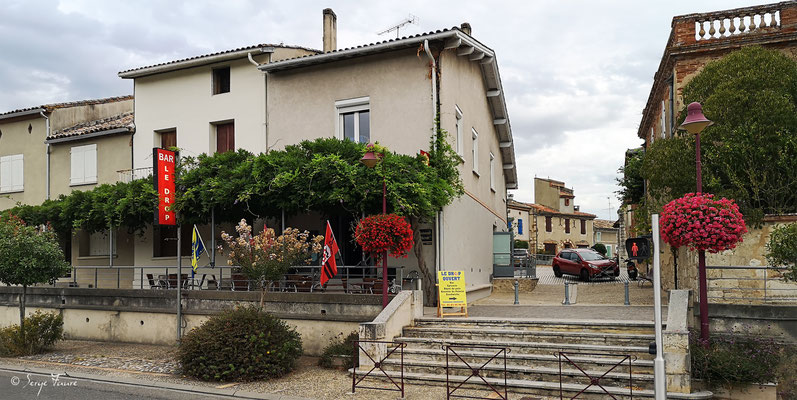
left=118, top=11, right=518, bottom=299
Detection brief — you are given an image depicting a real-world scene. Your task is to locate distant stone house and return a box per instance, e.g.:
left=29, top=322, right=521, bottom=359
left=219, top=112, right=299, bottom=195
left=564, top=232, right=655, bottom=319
left=592, top=219, right=618, bottom=258
left=508, top=178, right=596, bottom=255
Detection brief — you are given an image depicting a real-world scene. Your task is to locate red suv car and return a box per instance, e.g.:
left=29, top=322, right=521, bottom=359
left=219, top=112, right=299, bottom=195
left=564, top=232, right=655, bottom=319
left=552, top=248, right=619, bottom=281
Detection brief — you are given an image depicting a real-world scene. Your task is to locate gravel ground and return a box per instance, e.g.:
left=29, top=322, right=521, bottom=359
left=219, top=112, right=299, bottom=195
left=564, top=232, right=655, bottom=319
left=4, top=342, right=544, bottom=399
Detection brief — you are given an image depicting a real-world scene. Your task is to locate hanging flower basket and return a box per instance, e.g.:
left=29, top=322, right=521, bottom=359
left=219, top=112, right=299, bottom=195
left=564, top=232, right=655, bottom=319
left=660, top=193, right=747, bottom=253
left=354, top=214, right=414, bottom=259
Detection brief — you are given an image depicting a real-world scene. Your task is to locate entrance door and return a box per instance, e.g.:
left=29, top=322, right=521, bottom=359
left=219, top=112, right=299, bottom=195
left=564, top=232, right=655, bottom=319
left=493, top=232, right=512, bottom=277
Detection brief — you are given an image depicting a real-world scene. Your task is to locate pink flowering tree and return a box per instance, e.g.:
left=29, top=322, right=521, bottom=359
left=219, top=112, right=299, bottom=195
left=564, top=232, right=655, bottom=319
left=660, top=193, right=747, bottom=253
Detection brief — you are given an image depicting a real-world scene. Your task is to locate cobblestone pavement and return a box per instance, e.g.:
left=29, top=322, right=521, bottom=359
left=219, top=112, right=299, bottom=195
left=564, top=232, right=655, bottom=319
left=17, top=340, right=178, bottom=374
left=535, top=265, right=637, bottom=285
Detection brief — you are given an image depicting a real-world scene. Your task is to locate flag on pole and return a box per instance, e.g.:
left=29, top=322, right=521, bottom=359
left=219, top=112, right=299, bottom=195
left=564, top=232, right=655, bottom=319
left=191, top=225, right=206, bottom=273
left=320, top=221, right=339, bottom=285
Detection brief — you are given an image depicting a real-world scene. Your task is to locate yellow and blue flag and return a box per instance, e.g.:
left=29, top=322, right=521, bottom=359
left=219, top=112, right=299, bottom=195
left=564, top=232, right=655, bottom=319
left=191, top=225, right=206, bottom=273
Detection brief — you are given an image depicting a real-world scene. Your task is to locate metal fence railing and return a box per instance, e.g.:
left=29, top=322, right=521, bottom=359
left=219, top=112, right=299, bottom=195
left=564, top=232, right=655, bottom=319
left=55, top=264, right=416, bottom=294
left=706, top=265, right=797, bottom=304
left=532, top=254, right=555, bottom=265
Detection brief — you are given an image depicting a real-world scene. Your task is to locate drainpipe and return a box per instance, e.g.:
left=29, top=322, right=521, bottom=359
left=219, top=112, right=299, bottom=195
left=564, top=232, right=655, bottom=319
left=423, top=40, right=442, bottom=277
left=40, top=111, right=51, bottom=200
left=249, top=51, right=272, bottom=153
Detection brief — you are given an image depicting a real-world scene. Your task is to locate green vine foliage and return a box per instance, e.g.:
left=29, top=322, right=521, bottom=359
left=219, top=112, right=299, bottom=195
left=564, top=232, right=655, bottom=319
left=642, top=46, right=797, bottom=224
left=2, top=138, right=463, bottom=240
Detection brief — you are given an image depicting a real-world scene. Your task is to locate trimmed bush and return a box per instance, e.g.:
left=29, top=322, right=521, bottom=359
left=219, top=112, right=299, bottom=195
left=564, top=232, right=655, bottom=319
left=0, top=311, right=64, bottom=356
left=591, top=243, right=607, bottom=256
left=178, top=306, right=302, bottom=382
left=691, top=330, right=780, bottom=388
left=318, top=332, right=358, bottom=369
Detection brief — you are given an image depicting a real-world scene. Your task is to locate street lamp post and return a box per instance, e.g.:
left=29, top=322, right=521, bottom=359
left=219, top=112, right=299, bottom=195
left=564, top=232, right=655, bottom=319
left=678, top=102, right=714, bottom=344
left=360, top=144, right=389, bottom=308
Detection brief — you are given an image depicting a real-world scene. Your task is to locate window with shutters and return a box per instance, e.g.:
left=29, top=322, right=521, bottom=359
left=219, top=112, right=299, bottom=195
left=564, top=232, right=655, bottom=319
left=215, top=122, right=235, bottom=153
left=517, top=218, right=523, bottom=235
left=70, top=144, right=97, bottom=186
left=212, top=67, right=230, bottom=95
left=159, top=129, right=176, bottom=149
left=545, top=216, right=552, bottom=232
left=0, top=154, right=24, bottom=193
left=565, top=218, right=571, bottom=234
left=336, top=97, right=370, bottom=144
left=580, top=220, right=586, bottom=235
left=596, top=231, right=602, bottom=242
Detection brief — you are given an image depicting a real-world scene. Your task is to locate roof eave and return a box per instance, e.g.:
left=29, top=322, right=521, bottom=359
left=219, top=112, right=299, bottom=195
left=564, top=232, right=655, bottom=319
left=0, top=108, right=45, bottom=121
left=119, top=47, right=275, bottom=79
left=46, top=127, right=133, bottom=144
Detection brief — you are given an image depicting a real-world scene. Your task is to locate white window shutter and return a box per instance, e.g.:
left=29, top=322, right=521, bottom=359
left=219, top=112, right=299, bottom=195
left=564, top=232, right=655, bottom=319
left=0, top=156, right=10, bottom=192
left=12, top=155, right=23, bottom=191
left=84, top=145, right=97, bottom=183
left=71, top=147, right=84, bottom=185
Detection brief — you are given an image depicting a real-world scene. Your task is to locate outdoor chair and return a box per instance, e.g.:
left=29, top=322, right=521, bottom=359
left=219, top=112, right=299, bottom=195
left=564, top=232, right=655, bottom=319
left=146, top=274, right=165, bottom=289
left=204, top=275, right=218, bottom=290
left=167, top=274, right=190, bottom=289
left=231, top=274, right=249, bottom=291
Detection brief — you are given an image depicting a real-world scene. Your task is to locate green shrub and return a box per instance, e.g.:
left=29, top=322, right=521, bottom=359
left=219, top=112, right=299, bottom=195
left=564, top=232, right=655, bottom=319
left=690, top=330, right=781, bottom=388
left=513, top=240, right=528, bottom=249
left=178, top=306, right=302, bottom=382
left=318, top=332, right=358, bottom=369
left=592, top=243, right=607, bottom=256
left=0, top=311, right=64, bottom=356
left=766, top=223, right=797, bottom=281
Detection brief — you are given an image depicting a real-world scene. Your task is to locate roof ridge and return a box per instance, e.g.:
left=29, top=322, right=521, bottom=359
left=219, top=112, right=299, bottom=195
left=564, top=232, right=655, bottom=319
left=118, top=43, right=322, bottom=75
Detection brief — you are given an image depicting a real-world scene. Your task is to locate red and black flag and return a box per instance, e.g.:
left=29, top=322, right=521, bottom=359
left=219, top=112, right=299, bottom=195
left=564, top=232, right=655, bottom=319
left=320, top=221, right=339, bottom=285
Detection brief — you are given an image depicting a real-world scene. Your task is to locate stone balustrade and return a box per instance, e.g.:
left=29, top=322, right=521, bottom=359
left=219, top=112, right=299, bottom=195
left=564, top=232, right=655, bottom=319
left=694, top=5, right=781, bottom=41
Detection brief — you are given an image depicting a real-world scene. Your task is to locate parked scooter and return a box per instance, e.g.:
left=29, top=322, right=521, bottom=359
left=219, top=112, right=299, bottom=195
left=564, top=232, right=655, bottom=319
left=626, top=260, right=638, bottom=280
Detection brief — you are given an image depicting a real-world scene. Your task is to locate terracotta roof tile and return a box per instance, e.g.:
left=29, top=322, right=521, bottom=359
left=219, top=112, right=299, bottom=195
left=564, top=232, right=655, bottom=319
left=0, top=95, right=133, bottom=118
left=49, top=112, right=134, bottom=140
left=594, top=219, right=617, bottom=230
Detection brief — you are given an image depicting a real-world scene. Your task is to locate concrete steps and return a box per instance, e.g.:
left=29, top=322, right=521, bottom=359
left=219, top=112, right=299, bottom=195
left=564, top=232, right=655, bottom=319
left=403, top=326, right=655, bottom=347
left=368, top=316, right=668, bottom=399
left=400, top=347, right=655, bottom=374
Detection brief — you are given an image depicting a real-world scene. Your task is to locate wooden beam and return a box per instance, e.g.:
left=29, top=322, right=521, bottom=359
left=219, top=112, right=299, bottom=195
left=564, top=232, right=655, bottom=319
left=493, top=118, right=507, bottom=125
left=480, top=56, right=495, bottom=65
left=457, top=46, right=474, bottom=56
left=499, top=141, right=512, bottom=148
left=469, top=51, right=485, bottom=61
left=503, top=164, right=514, bottom=170
left=486, top=89, right=501, bottom=97
left=444, top=38, right=461, bottom=49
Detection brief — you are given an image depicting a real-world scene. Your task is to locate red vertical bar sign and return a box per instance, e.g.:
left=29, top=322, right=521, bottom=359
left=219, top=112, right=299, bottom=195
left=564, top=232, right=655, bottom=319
left=153, top=148, right=177, bottom=225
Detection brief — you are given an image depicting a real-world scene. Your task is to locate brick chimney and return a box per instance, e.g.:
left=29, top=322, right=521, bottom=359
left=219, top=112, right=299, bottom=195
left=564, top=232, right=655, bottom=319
left=323, top=8, right=337, bottom=53
left=460, top=22, right=472, bottom=35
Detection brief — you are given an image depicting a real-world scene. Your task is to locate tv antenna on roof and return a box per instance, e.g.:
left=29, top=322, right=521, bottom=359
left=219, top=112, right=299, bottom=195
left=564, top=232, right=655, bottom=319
left=378, top=14, right=419, bottom=39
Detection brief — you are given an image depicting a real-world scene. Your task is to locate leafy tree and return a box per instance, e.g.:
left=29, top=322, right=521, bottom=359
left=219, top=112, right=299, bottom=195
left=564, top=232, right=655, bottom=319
left=765, top=223, right=797, bottom=281
left=592, top=243, right=607, bottom=256
left=0, top=215, right=70, bottom=342
left=643, top=46, right=797, bottom=224
left=616, top=148, right=645, bottom=205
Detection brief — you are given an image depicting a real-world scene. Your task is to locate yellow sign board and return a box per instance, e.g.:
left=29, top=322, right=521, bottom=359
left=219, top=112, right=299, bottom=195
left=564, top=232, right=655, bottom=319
left=437, top=270, right=467, bottom=318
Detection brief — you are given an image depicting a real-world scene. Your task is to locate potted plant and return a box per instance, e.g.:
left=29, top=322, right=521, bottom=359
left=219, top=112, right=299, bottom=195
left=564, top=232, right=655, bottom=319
left=660, top=193, right=747, bottom=253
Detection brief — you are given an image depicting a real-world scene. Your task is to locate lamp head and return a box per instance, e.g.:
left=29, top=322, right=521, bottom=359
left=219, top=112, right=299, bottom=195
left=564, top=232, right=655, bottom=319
left=679, top=102, right=713, bottom=134
left=360, top=143, right=380, bottom=168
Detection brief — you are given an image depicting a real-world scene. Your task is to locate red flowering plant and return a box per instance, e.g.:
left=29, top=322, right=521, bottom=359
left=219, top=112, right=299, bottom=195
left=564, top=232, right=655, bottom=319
left=660, top=193, right=747, bottom=253
left=354, top=214, right=414, bottom=261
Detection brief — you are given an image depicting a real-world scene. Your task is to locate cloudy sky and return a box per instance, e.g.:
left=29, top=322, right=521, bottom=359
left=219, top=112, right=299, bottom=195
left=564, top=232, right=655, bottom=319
left=0, top=0, right=773, bottom=219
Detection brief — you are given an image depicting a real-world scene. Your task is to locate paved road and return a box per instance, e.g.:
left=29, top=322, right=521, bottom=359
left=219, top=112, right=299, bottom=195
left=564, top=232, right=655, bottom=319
left=0, top=367, right=274, bottom=400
